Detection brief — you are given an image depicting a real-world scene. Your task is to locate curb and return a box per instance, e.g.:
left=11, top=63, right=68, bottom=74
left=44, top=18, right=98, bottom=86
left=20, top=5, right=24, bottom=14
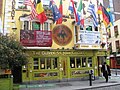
left=75, top=83, right=120, bottom=90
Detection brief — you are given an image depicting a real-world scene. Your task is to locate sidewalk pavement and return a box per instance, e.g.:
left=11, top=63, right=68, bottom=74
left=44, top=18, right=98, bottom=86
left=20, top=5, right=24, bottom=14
left=20, top=74, right=120, bottom=90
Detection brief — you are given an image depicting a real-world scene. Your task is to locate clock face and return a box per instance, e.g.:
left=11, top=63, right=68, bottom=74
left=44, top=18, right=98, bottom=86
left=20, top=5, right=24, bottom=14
left=52, top=24, right=72, bottom=46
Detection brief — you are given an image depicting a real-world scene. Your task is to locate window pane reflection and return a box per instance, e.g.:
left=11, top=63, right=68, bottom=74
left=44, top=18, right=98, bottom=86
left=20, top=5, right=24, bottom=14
left=47, top=58, right=51, bottom=69
left=88, top=57, right=92, bottom=67
left=76, top=57, right=81, bottom=68
left=40, top=58, right=45, bottom=69
left=70, top=57, right=75, bottom=68
left=82, top=57, right=86, bottom=67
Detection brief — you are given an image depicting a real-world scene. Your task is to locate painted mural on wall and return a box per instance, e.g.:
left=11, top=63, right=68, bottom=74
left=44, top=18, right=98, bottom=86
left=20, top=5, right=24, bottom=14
left=52, top=24, right=72, bottom=46
left=20, top=30, right=52, bottom=47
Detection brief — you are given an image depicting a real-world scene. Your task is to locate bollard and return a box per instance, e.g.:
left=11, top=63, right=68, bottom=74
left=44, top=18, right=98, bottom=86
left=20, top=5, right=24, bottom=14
left=89, top=73, right=92, bottom=86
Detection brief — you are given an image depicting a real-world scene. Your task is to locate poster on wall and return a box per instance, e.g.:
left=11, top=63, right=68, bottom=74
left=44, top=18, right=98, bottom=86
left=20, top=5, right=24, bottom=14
left=77, top=30, right=101, bottom=45
left=20, top=30, right=52, bottom=47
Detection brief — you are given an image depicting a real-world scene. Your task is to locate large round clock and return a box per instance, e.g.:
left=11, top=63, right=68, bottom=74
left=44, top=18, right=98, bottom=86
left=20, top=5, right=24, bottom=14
left=52, top=24, right=72, bottom=46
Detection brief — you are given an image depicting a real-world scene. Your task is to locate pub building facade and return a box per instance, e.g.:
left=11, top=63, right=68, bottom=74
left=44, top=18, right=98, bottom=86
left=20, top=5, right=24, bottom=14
left=19, top=15, right=108, bottom=82
left=1, top=0, right=108, bottom=83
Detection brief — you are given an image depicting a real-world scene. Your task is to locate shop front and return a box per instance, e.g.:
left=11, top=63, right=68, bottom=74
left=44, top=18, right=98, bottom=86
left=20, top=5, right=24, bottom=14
left=22, top=49, right=99, bottom=83
left=96, top=51, right=108, bottom=76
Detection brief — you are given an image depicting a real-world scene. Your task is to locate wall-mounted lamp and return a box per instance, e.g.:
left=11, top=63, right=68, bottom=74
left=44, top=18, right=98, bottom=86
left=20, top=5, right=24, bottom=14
left=12, top=27, right=17, bottom=32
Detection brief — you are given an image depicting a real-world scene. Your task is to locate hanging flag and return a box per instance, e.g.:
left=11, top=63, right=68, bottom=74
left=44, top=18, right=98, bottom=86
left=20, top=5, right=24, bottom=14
left=36, top=0, right=47, bottom=24
left=49, top=0, right=62, bottom=21
left=106, top=6, right=114, bottom=26
left=70, top=0, right=78, bottom=22
left=68, top=1, right=74, bottom=13
left=56, top=0, right=63, bottom=24
left=24, top=0, right=37, bottom=20
left=77, top=0, right=82, bottom=12
left=87, top=2, right=98, bottom=27
left=29, top=7, right=37, bottom=20
left=77, top=0, right=84, bottom=26
left=97, top=3, right=102, bottom=14
left=97, top=3, right=110, bottom=27
left=29, top=0, right=37, bottom=20
left=23, top=0, right=33, bottom=6
left=76, top=13, right=81, bottom=25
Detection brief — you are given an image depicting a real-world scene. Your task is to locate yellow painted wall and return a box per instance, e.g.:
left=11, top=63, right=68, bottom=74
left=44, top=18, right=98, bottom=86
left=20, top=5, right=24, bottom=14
left=51, top=19, right=75, bottom=49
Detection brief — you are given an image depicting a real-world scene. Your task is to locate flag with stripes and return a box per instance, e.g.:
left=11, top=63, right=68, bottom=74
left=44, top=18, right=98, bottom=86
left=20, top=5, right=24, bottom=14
left=36, top=0, right=47, bottom=24
left=24, top=0, right=37, bottom=20
left=106, top=5, right=114, bottom=26
left=87, top=2, right=98, bottom=27
left=29, top=7, right=37, bottom=20
left=70, top=0, right=78, bottom=22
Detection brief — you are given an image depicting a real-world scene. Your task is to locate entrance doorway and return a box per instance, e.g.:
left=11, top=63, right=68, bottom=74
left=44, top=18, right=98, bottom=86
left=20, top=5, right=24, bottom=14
left=97, top=56, right=105, bottom=76
left=61, top=57, right=68, bottom=78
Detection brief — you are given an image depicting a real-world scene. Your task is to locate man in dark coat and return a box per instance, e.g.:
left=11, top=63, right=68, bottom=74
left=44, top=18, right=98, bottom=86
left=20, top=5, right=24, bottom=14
left=101, top=62, right=111, bottom=82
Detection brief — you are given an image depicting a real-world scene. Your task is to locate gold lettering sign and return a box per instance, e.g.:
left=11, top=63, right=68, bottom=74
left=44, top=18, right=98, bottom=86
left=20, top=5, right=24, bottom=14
left=31, top=51, right=93, bottom=56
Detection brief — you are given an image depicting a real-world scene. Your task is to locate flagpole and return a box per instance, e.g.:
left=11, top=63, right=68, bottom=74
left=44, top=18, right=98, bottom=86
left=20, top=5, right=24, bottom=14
left=97, top=0, right=101, bottom=30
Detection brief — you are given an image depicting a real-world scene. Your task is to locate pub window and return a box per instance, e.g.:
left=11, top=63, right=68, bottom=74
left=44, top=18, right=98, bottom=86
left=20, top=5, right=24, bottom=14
left=40, top=58, right=45, bottom=69
left=88, top=57, right=92, bottom=67
left=115, top=40, right=119, bottom=50
left=82, top=57, right=86, bottom=67
left=24, top=21, right=29, bottom=30
left=32, top=21, right=41, bottom=30
left=114, top=25, right=119, bottom=37
left=70, top=57, right=75, bottom=68
left=47, top=58, right=51, bottom=69
left=80, top=26, right=84, bottom=30
left=33, top=58, right=39, bottom=69
left=44, top=22, right=49, bottom=31
left=108, top=29, right=111, bottom=38
left=116, top=57, right=120, bottom=65
left=16, top=0, right=27, bottom=10
left=95, top=27, right=98, bottom=31
left=76, top=57, right=81, bottom=68
left=53, top=58, right=58, bottom=69
left=39, top=57, right=58, bottom=70
left=86, top=26, right=92, bottom=31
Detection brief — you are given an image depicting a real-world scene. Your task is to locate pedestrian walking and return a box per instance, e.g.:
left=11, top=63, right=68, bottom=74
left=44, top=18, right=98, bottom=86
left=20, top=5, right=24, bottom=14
left=101, top=62, right=111, bottom=82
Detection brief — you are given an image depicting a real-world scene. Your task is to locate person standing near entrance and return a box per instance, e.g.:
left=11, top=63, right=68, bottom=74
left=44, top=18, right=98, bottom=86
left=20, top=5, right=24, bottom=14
left=101, top=62, right=111, bottom=82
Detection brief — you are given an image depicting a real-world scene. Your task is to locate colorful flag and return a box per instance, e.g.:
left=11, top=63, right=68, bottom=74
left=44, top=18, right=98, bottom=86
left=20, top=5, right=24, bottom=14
left=24, top=0, right=37, bottom=20
left=76, top=13, right=81, bottom=25
left=70, top=0, right=78, bottom=22
left=56, top=0, right=63, bottom=24
left=23, top=0, right=33, bottom=6
left=49, top=0, right=62, bottom=21
left=106, top=6, right=114, bottom=26
left=87, top=2, right=98, bottom=27
left=29, top=7, right=37, bottom=20
left=68, top=1, right=74, bottom=13
left=36, top=0, right=47, bottom=24
left=77, top=0, right=82, bottom=12
left=97, top=3, right=110, bottom=27
left=77, top=0, right=84, bottom=26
